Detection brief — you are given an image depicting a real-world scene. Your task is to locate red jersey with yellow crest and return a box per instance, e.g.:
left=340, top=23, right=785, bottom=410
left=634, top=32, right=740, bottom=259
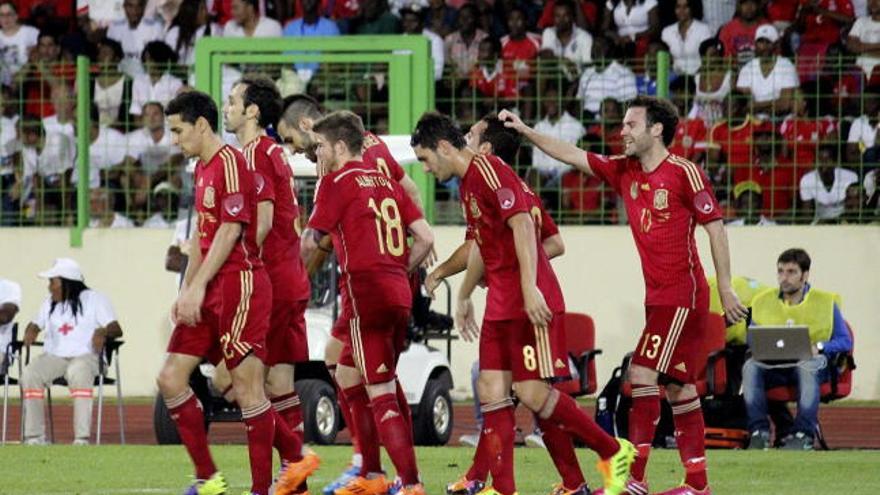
left=194, top=144, right=263, bottom=275
left=586, top=152, right=721, bottom=308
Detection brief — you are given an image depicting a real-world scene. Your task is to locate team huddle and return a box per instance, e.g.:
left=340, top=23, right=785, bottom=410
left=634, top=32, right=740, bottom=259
left=158, top=76, right=746, bottom=495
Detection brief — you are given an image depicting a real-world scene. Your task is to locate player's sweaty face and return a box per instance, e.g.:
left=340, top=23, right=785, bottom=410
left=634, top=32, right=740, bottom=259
left=466, top=120, right=486, bottom=153
left=167, top=114, right=197, bottom=157
left=777, top=262, right=807, bottom=295
left=223, top=84, right=247, bottom=133
left=314, top=133, right=338, bottom=171
left=621, top=107, right=653, bottom=157
left=414, top=145, right=451, bottom=181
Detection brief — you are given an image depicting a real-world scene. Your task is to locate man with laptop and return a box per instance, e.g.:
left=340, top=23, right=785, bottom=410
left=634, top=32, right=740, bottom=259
left=743, top=248, right=853, bottom=450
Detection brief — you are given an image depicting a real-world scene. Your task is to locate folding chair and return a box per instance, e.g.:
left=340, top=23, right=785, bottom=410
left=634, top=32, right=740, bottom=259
left=21, top=340, right=126, bottom=444
left=555, top=312, right=602, bottom=397
left=2, top=323, right=20, bottom=444
left=764, top=323, right=855, bottom=450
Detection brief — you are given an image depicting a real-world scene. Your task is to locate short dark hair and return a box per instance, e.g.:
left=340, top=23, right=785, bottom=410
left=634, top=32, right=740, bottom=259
left=312, top=110, right=365, bottom=154
left=698, top=37, right=723, bottom=57
left=98, top=38, right=124, bottom=61
left=166, top=90, right=218, bottom=132
left=778, top=248, right=811, bottom=272
left=554, top=0, right=576, bottom=15
left=684, top=0, right=704, bottom=21
left=238, top=76, right=282, bottom=130
left=479, top=114, right=520, bottom=164
left=142, top=40, right=178, bottom=65
left=281, top=93, right=324, bottom=126
left=627, top=95, right=679, bottom=146
left=143, top=101, right=165, bottom=115
left=411, top=112, right=466, bottom=150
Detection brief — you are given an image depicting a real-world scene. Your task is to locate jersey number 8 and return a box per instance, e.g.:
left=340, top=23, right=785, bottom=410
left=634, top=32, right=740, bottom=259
left=368, top=197, right=405, bottom=257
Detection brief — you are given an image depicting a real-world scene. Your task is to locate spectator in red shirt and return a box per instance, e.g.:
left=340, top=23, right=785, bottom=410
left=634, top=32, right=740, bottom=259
left=779, top=90, right=838, bottom=174
left=718, top=0, right=766, bottom=64
left=469, top=37, right=518, bottom=100
left=537, top=0, right=599, bottom=31
left=793, top=0, right=854, bottom=81
left=501, top=6, right=541, bottom=119
left=669, top=89, right=709, bottom=163
left=14, top=29, right=74, bottom=118
left=751, top=127, right=798, bottom=217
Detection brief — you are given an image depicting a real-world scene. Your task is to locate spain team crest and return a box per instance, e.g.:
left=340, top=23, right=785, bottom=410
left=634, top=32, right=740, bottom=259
left=653, top=189, right=669, bottom=210
left=203, top=186, right=216, bottom=208
left=469, top=195, right=481, bottom=218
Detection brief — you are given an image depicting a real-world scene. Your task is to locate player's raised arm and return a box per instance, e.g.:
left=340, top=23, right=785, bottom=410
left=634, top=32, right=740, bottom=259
left=703, top=219, right=748, bottom=323
left=498, top=109, right=593, bottom=176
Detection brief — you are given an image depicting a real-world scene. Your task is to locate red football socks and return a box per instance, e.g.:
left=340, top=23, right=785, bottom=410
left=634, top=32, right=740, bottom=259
left=538, top=416, right=585, bottom=490
left=545, top=390, right=619, bottom=459
left=343, top=384, right=381, bottom=474
left=481, top=400, right=516, bottom=495
left=371, top=392, right=420, bottom=485
left=629, top=385, right=661, bottom=481
left=165, top=389, right=217, bottom=480
left=671, top=397, right=708, bottom=490
left=242, top=402, right=276, bottom=495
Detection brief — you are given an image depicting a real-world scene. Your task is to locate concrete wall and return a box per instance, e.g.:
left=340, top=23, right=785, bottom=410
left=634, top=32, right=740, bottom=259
left=2, top=226, right=878, bottom=399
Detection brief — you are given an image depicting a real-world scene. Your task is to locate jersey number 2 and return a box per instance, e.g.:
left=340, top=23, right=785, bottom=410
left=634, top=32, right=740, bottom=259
left=368, top=197, right=405, bottom=256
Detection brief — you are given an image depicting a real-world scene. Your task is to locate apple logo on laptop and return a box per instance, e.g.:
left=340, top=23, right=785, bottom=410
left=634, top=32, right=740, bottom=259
left=776, top=340, right=785, bottom=348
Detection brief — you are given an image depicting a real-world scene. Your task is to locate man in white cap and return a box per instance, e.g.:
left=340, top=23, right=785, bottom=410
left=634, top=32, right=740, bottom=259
left=735, top=24, right=799, bottom=118
left=0, top=278, right=22, bottom=373
left=21, top=258, right=122, bottom=445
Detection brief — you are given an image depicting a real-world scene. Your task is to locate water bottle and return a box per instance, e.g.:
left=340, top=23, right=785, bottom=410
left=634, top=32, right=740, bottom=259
left=596, top=397, right=614, bottom=435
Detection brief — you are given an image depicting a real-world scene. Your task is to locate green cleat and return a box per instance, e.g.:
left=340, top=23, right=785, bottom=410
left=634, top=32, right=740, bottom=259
left=596, top=439, right=637, bottom=495
left=184, top=472, right=228, bottom=495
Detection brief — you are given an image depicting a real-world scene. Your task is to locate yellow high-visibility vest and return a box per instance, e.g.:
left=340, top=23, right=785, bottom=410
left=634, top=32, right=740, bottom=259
left=708, top=276, right=769, bottom=344
left=751, top=287, right=839, bottom=344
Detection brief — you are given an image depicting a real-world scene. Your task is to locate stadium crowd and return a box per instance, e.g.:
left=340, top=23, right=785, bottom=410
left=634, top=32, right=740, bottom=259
left=0, top=0, right=879, bottom=226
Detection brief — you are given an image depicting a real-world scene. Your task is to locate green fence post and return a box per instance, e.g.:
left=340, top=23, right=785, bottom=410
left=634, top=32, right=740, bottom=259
left=657, top=51, right=670, bottom=99
left=71, top=55, right=91, bottom=247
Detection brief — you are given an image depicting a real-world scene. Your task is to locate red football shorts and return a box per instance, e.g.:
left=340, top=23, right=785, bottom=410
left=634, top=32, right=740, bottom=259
left=479, top=314, right=569, bottom=382
left=265, top=299, right=309, bottom=366
left=167, top=269, right=272, bottom=369
left=338, top=306, right=409, bottom=385
left=630, top=305, right=707, bottom=384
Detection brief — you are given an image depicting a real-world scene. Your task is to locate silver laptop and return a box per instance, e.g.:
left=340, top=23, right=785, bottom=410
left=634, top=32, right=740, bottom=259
left=748, top=326, right=813, bottom=364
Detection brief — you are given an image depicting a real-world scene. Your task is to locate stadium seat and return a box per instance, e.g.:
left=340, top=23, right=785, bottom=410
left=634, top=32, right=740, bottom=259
left=22, top=340, right=126, bottom=445
left=555, top=312, right=602, bottom=397
left=695, top=313, right=729, bottom=398
left=1, top=323, right=20, bottom=445
left=764, top=323, right=855, bottom=450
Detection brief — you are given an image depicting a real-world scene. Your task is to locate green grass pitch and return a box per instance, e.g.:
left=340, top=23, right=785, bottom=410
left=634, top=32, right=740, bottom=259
left=1, top=445, right=877, bottom=494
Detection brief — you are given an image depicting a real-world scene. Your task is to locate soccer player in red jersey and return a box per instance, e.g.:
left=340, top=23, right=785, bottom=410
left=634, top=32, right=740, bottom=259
left=278, top=95, right=425, bottom=492
left=412, top=112, right=636, bottom=495
left=301, top=111, right=434, bottom=495
left=221, top=76, right=319, bottom=494
left=155, top=90, right=275, bottom=495
left=500, top=95, right=750, bottom=495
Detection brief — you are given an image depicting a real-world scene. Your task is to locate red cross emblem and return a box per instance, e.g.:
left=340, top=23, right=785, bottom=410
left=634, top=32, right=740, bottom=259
left=58, top=323, right=74, bottom=336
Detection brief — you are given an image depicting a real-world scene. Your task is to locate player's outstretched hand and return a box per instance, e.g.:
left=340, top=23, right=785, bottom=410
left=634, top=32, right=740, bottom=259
left=720, top=287, right=748, bottom=324
left=455, top=297, right=480, bottom=342
left=498, top=109, right=528, bottom=134
left=424, top=270, right=442, bottom=299
left=523, top=286, right=552, bottom=327
left=176, top=286, right=206, bottom=326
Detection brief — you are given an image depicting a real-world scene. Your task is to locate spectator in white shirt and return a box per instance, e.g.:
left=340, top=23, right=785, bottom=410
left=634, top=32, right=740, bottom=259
left=92, top=38, right=136, bottom=130
left=602, top=0, right=660, bottom=58
left=847, top=1, right=880, bottom=82
left=0, top=278, right=21, bottom=371
left=661, top=0, right=713, bottom=76
left=142, top=180, right=180, bottom=227
left=799, top=145, right=860, bottom=222
left=126, top=101, right=182, bottom=210
left=78, top=105, right=128, bottom=191
left=89, top=188, right=135, bottom=228
left=129, top=41, right=183, bottom=116
left=400, top=6, right=444, bottom=81
left=577, top=37, right=638, bottom=115
left=736, top=24, right=798, bottom=117
left=530, top=85, right=586, bottom=186
left=224, top=0, right=282, bottom=38
left=165, top=0, right=221, bottom=67
left=0, top=2, right=39, bottom=85
left=107, top=0, right=164, bottom=77
left=540, top=0, right=593, bottom=78
left=22, top=258, right=123, bottom=445
left=845, top=91, right=880, bottom=164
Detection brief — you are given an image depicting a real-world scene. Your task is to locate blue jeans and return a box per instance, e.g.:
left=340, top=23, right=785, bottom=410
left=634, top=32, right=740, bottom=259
left=742, top=355, right=830, bottom=438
